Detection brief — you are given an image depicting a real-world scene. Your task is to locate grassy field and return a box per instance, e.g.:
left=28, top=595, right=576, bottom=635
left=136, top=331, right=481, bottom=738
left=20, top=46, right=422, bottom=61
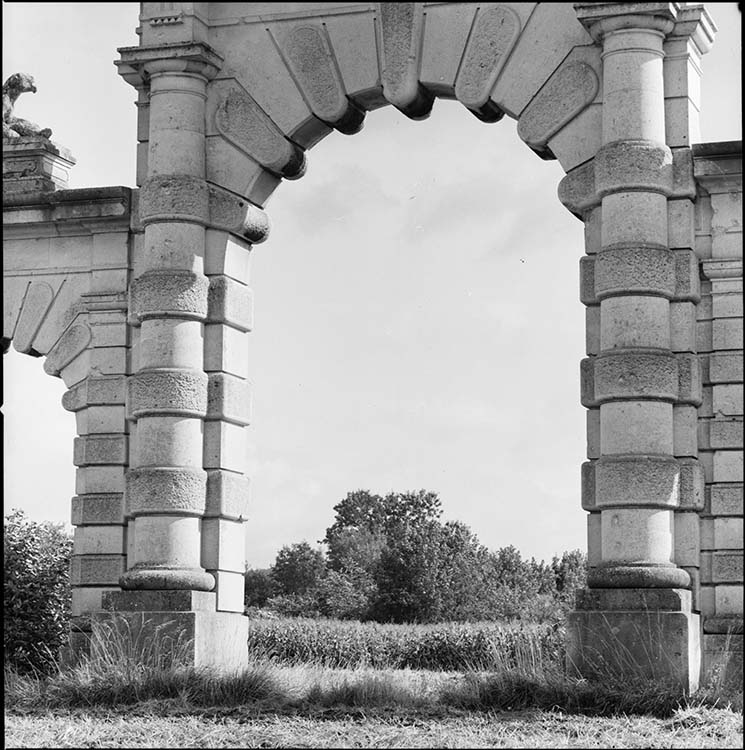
left=5, top=616, right=743, bottom=748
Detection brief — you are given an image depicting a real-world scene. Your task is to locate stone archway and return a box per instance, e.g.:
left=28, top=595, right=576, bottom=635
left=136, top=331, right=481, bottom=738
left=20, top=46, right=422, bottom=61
left=3, top=2, right=741, bottom=690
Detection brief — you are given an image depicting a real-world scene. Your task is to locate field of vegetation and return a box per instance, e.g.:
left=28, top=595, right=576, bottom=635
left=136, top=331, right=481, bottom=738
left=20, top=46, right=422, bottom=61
left=4, top=505, right=743, bottom=748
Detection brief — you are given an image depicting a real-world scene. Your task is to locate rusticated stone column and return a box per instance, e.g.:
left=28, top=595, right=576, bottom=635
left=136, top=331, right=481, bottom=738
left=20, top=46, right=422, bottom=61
left=122, top=48, right=220, bottom=592
left=98, top=42, right=250, bottom=670
left=567, top=3, right=703, bottom=691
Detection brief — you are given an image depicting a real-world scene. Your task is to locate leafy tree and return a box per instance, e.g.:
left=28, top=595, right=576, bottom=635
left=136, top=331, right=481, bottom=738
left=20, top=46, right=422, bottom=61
left=4, top=509, right=73, bottom=673
left=323, top=489, right=442, bottom=568
left=551, top=549, right=587, bottom=606
left=244, top=567, right=276, bottom=608
left=272, top=541, right=326, bottom=596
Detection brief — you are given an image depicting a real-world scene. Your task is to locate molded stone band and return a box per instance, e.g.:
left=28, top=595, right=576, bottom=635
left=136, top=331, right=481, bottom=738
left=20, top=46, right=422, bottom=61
left=128, top=369, right=208, bottom=418
left=594, top=140, right=673, bottom=197
left=126, top=466, right=207, bottom=516
left=119, top=564, right=215, bottom=591
left=594, top=245, right=675, bottom=300
left=131, top=270, right=209, bottom=321
left=594, top=349, right=678, bottom=403
left=583, top=456, right=704, bottom=510
left=140, top=174, right=209, bottom=225
left=587, top=564, right=690, bottom=589
left=595, top=454, right=681, bottom=509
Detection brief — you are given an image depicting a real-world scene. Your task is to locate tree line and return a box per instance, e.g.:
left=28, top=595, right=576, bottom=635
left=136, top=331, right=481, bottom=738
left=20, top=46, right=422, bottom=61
left=245, top=489, right=586, bottom=623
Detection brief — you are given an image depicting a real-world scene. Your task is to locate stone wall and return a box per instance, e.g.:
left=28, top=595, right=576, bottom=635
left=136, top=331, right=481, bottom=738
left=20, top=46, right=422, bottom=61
left=693, top=142, right=743, bottom=681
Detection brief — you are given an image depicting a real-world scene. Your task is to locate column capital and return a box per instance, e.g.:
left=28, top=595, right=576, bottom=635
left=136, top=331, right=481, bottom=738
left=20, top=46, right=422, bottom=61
left=574, top=2, right=679, bottom=42
left=116, top=42, right=223, bottom=88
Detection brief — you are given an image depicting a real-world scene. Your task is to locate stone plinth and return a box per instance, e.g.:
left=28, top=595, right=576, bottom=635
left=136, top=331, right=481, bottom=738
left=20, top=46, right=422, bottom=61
left=65, top=590, right=248, bottom=672
left=2, top=137, right=76, bottom=196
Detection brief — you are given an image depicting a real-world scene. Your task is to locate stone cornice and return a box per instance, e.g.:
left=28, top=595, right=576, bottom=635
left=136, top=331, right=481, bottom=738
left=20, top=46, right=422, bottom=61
left=116, top=42, right=224, bottom=87
left=694, top=141, right=743, bottom=194
left=575, top=2, right=680, bottom=42
left=2, top=186, right=133, bottom=237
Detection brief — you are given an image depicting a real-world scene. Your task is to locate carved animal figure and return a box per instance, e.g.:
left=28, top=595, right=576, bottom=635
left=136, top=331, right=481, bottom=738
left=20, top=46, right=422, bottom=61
left=3, top=73, right=52, bottom=139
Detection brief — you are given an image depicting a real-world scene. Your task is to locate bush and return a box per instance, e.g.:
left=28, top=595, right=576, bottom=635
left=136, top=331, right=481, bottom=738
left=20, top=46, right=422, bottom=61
left=4, top=509, right=73, bottom=674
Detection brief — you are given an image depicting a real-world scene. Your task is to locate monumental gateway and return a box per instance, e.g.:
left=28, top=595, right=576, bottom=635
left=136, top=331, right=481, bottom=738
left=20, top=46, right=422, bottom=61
left=3, top=2, right=742, bottom=689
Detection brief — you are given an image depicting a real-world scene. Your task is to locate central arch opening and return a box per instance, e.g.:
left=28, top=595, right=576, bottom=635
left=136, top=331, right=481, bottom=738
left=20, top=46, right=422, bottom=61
left=245, top=99, right=587, bottom=568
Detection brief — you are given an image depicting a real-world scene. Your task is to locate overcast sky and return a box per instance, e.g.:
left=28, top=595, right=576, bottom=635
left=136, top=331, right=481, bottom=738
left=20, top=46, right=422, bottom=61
left=3, top=3, right=742, bottom=568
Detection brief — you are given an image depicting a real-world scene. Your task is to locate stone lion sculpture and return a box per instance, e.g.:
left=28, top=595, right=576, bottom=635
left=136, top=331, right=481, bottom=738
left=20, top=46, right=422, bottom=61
left=3, top=72, right=53, bottom=139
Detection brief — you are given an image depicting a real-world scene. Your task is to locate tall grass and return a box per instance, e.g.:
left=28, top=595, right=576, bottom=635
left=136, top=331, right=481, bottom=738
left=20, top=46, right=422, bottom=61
left=5, top=614, right=742, bottom=719
left=247, top=616, right=564, bottom=671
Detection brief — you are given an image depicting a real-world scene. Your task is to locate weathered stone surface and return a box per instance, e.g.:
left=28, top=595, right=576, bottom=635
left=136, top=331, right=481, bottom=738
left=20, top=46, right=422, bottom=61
left=518, top=62, right=599, bottom=150
left=710, top=419, right=744, bottom=449
left=576, top=587, right=691, bottom=611
left=213, top=83, right=306, bottom=179
left=206, top=373, right=251, bottom=425
left=131, top=270, right=209, bottom=321
left=455, top=5, right=520, bottom=119
left=673, top=249, right=700, bottom=302
left=379, top=2, right=434, bottom=119
left=558, top=160, right=598, bottom=218
left=205, top=469, right=250, bottom=520
left=595, top=454, right=681, bottom=508
left=581, top=460, right=596, bottom=510
left=44, top=323, right=92, bottom=376
left=201, top=518, right=246, bottom=572
left=678, top=457, right=705, bottom=509
left=594, top=246, right=675, bottom=299
left=594, top=349, right=679, bottom=403
left=677, top=352, right=702, bottom=406
left=62, top=375, right=127, bottom=412
left=126, top=466, right=207, bottom=515
left=710, top=484, right=743, bottom=516
left=281, top=24, right=364, bottom=134
left=103, top=590, right=216, bottom=612
left=13, top=280, right=54, bottom=354
left=71, top=494, right=125, bottom=526
left=70, top=554, right=126, bottom=586
left=139, top=175, right=209, bottom=224
left=600, top=295, right=670, bottom=349
left=567, top=609, right=699, bottom=689
left=73, top=435, right=128, bottom=467
left=594, top=140, right=673, bottom=197
left=203, top=420, right=247, bottom=472
left=712, top=552, right=744, bottom=584
left=208, top=184, right=270, bottom=244
left=207, top=276, right=253, bottom=332
left=128, top=369, right=208, bottom=418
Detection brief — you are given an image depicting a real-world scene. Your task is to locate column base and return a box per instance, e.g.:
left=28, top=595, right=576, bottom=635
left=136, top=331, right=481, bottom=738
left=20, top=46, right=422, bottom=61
left=566, top=587, right=701, bottom=692
left=64, top=590, right=248, bottom=673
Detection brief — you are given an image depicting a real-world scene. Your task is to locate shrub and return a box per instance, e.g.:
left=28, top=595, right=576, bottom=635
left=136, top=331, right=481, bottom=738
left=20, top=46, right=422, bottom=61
left=4, top=509, right=73, bottom=674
